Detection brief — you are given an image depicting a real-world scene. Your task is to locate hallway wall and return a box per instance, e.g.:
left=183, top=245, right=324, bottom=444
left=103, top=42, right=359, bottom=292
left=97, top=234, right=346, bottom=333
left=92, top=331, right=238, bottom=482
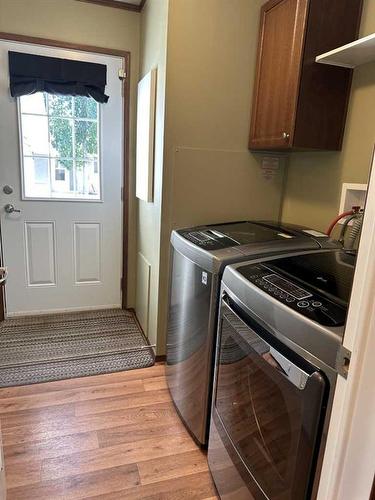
left=136, top=0, right=169, bottom=349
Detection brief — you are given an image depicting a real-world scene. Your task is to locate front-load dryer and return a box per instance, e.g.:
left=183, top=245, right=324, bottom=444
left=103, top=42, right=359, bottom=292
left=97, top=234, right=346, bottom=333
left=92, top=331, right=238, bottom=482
left=208, top=249, right=356, bottom=499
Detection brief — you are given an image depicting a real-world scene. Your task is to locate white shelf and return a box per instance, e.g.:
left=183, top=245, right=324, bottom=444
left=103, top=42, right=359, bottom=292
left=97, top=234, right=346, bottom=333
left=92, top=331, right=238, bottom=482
left=316, top=33, right=375, bottom=69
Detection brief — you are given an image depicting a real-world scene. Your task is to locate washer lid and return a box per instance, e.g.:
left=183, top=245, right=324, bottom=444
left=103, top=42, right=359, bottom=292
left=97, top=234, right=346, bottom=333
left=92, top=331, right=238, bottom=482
left=178, top=221, right=302, bottom=251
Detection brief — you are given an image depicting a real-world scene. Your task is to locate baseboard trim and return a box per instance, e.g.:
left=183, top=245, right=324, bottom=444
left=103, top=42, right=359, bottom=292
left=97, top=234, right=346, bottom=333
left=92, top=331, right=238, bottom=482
left=6, top=304, right=122, bottom=318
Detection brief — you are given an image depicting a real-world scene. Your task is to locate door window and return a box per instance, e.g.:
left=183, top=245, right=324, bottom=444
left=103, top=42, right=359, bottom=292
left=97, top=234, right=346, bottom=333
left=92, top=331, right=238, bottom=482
left=19, top=93, right=101, bottom=200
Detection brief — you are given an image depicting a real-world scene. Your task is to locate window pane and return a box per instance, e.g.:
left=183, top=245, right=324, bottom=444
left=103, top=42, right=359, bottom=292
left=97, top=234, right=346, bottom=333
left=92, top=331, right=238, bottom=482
left=51, top=159, right=74, bottom=197
left=55, top=168, right=66, bottom=181
left=75, top=96, right=97, bottom=119
left=49, top=118, right=73, bottom=158
left=48, top=95, right=73, bottom=117
left=20, top=93, right=48, bottom=115
left=75, top=120, right=98, bottom=158
left=21, top=115, right=49, bottom=156
left=23, top=156, right=51, bottom=198
left=20, top=93, right=101, bottom=201
left=34, top=157, right=49, bottom=183
left=76, top=160, right=100, bottom=199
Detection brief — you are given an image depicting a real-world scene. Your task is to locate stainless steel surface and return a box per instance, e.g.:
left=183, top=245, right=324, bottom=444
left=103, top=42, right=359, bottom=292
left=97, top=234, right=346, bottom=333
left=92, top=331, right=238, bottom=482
left=170, top=230, right=243, bottom=274
left=166, top=246, right=218, bottom=444
left=223, top=297, right=309, bottom=390
left=208, top=249, right=344, bottom=499
left=166, top=222, right=342, bottom=446
left=4, top=203, right=20, bottom=214
left=210, top=297, right=327, bottom=499
left=222, top=251, right=344, bottom=369
left=2, top=185, right=13, bottom=195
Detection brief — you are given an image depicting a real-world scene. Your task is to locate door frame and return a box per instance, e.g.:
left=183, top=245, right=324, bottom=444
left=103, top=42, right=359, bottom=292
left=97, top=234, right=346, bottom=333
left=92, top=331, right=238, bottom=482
left=0, top=31, right=131, bottom=314
left=317, top=147, right=375, bottom=499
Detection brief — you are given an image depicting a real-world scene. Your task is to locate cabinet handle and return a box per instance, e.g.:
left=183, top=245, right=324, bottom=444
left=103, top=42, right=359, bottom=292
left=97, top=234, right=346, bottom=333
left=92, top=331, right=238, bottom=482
left=282, top=132, right=290, bottom=141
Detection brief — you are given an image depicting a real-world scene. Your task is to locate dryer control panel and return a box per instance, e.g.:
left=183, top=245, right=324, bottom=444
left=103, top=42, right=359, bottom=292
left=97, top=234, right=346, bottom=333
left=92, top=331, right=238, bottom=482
left=238, top=263, right=347, bottom=327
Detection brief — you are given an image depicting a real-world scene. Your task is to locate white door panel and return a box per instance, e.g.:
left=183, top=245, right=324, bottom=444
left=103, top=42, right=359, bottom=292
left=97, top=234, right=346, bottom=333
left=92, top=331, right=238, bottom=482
left=0, top=41, right=123, bottom=315
left=24, top=221, right=57, bottom=286
left=73, top=223, right=101, bottom=284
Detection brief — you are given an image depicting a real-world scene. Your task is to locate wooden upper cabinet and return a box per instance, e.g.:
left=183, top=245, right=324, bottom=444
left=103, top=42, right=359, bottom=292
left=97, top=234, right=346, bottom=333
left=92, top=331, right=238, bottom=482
left=249, top=0, right=363, bottom=152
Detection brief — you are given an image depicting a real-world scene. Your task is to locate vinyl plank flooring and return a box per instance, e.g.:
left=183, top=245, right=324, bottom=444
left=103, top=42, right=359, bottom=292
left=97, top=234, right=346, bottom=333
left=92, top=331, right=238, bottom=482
left=4, top=430, right=99, bottom=465
left=74, top=388, right=172, bottom=416
left=41, top=434, right=198, bottom=481
left=96, top=419, right=187, bottom=448
left=90, top=471, right=217, bottom=500
left=0, top=379, right=144, bottom=413
left=138, top=449, right=211, bottom=485
left=6, top=464, right=140, bottom=500
left=4, top=460, right=42, bottom=489
left=2, top=402, right=179, bottom=446
left=0, top=363, right=166, bottom=399
left=143, top=375, right=169, bottom=391
left=0, top=403, right=75, bottom=429
left=0, top=364, right=218, bottom=499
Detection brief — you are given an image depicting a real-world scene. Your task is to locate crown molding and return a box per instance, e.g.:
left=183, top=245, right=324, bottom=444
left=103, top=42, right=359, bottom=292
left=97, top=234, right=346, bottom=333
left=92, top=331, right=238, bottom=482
left=76, top=0, right=147, bottom=13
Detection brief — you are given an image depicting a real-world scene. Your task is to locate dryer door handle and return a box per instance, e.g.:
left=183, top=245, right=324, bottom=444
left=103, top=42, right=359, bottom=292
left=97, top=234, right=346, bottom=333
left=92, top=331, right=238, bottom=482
left=222, top=295, right=311, bottom=390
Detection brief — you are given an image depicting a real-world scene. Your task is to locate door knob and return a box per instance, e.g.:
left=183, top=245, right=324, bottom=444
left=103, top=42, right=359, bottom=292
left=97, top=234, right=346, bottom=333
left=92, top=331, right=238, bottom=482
left=4, top=204, right=21, bottom=214
left=282, top=132, right=290, bottom=141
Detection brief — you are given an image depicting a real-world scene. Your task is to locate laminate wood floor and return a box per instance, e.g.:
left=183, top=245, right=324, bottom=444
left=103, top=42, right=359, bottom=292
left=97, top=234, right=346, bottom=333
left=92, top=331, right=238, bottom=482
left=0, top=363, right=218, bottom=499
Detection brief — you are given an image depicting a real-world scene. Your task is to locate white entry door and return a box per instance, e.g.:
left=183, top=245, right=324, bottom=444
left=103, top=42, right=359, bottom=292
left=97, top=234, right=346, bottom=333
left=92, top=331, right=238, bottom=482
left=0, top=41, right=124, bottom=316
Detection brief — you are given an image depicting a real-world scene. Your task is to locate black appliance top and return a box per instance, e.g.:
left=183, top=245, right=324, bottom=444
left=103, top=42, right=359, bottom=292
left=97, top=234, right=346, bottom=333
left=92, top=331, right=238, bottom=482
left=269, top=250, right=356, bottom=305
left=178, top=221, right=314, bottom=251
left=237, top=250, right=356, bottom=327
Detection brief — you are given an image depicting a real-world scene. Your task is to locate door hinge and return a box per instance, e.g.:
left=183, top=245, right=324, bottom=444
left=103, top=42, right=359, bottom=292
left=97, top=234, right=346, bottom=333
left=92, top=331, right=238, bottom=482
left=118, top=69, right=127, bottom=81
left=336, top=345, right=351, bottom=379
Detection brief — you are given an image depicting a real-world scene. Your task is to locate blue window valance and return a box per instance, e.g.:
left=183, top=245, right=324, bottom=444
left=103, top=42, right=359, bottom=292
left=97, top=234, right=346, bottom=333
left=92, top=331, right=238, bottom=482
left=8, top=51, right=109, bottom=103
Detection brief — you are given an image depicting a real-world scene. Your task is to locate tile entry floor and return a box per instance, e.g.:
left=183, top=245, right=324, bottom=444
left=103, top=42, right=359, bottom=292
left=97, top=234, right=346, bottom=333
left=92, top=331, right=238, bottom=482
left=0, top=363, right=218, bottom=499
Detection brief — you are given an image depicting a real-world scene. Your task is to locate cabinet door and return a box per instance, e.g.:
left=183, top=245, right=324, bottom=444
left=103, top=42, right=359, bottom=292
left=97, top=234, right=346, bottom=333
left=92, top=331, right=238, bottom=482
left=249, top=0, right=308, bottom=150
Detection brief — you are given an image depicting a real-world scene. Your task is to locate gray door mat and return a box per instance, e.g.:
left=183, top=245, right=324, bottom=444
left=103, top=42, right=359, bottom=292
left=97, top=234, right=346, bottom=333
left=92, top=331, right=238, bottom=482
left=0, top=309, right=154, bottom=387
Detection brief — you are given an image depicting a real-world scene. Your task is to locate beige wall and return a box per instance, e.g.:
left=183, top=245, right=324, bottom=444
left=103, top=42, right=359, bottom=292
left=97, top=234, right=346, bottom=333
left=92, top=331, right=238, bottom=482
left=136, top=0, right=169, bottom=348
left=281, top=0, right=375, bottom=232
left=153, top=0, right=285, bottom=354
left=0, top=0, right=140, bottom=307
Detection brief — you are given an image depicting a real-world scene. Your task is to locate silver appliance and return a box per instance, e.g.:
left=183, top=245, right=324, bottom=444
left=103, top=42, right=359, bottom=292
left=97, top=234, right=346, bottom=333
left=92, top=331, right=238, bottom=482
left=165, top=220, right=340, bottom=445
left=208, top=249, right=356, bottom=499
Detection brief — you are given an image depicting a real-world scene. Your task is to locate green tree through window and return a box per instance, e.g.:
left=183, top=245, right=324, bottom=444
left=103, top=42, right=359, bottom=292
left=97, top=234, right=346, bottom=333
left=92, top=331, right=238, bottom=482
left=19, top=92, right=100, bottom=199
left=49, top=95, right=98, bottom=192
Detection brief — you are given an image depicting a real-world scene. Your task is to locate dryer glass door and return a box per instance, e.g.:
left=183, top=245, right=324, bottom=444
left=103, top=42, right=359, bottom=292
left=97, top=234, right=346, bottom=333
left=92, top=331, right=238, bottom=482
left=215, top=299, right=327, bottom=499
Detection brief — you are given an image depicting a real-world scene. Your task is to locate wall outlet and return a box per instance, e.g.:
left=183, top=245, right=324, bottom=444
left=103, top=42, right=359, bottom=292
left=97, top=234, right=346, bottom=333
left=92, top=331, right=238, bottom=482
left=339, top=183, right=367, bottom=224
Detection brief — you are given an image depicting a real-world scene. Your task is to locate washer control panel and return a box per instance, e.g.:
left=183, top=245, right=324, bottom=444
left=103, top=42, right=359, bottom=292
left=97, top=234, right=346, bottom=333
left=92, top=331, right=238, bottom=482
left=238, top=264, right=347, bottom=327
left=180, top=229, right=238, bottom=250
